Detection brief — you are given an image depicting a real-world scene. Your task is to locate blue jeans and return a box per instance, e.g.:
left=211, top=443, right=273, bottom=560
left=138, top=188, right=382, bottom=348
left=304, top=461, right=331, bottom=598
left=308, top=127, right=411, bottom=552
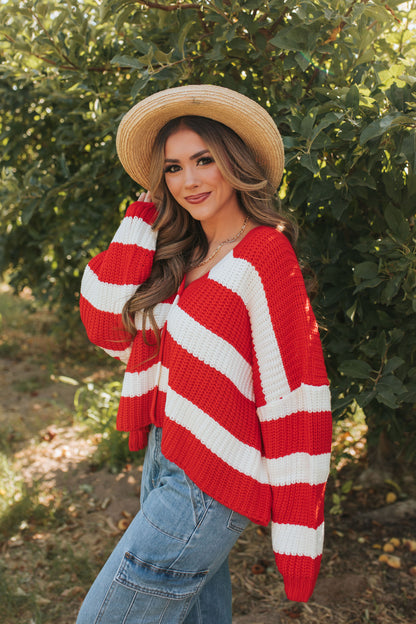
left=76, top=426, right=250, bottom=623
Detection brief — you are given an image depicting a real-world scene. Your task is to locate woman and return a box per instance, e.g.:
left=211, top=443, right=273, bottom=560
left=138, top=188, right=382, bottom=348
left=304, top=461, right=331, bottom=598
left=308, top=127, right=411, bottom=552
left=77, top=85, right=332, bottom=623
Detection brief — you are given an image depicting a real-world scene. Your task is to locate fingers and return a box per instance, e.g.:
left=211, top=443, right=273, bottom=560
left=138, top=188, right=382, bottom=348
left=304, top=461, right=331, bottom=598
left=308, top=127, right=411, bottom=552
left=137, top=191, right=153, bottom=203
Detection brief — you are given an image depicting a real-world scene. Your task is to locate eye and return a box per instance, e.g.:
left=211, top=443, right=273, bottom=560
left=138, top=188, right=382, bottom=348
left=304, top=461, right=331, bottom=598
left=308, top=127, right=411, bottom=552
left=164, top=164, right=181, bottom=174
left=197, top=156, right=214, bottom=166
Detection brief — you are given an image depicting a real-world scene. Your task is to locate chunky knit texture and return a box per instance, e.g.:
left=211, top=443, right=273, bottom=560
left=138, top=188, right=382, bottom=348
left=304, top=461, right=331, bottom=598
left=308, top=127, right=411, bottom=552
left=80, top=201, right=332, bottom=603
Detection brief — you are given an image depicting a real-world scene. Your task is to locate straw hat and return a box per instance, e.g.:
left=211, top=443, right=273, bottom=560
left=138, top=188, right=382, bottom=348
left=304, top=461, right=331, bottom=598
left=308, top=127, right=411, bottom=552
left=116, top=84, right=284, bottom=191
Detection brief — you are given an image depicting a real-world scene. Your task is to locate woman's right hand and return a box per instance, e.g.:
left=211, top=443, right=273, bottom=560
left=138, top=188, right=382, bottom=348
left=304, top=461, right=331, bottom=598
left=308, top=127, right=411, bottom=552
left=137, top=191, right=152, bottom=203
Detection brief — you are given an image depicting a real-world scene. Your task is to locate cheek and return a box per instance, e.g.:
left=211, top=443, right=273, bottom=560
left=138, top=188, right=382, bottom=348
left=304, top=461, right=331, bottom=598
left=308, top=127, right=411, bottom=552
left=208, top=167, right=232, bottom=193
left=165, top=176, right=179, bottom=198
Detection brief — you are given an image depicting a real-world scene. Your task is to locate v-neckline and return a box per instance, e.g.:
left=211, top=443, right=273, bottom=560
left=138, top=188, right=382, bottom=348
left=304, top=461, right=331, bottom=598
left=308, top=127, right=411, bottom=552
left=183, top=225, right=264, bottom=290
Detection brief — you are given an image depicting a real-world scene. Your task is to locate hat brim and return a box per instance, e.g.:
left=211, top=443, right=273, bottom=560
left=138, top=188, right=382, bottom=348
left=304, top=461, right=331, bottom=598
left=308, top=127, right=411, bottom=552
left=116, top=84, right=284, bottom=191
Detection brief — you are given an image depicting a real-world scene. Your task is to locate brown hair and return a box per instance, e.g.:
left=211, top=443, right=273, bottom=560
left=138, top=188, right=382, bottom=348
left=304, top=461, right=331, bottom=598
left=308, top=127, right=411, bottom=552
left=122, top=116, right=298, bottom=351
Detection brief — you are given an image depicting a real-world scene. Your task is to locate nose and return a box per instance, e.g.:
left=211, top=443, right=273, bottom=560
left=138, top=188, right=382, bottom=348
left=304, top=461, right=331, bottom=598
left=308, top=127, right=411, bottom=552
left=184, top=166, right=200, bottom=189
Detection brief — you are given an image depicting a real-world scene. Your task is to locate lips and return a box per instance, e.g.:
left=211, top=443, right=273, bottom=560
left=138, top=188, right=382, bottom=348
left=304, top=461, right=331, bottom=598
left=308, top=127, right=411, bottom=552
left=184, top=192, right=211, bottom=204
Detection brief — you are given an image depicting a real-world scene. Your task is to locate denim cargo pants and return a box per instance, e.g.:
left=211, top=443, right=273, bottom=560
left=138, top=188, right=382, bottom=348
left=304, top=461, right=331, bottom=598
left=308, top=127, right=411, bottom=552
left=76, top=425, right=250, bottom=623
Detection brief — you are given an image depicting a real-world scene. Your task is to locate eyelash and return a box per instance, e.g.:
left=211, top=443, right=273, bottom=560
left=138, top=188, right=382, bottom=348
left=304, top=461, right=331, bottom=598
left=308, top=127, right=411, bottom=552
left=164, top=156, right=214, bottom=174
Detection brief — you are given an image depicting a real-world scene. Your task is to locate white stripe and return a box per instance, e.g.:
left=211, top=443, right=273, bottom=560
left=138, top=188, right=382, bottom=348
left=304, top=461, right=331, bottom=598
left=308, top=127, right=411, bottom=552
left=257, top=384, right=331, bottom=422
left=121, top=365, right=169, bottom=398
left=111, top=216, right=156, bottom=250
left=134, top=303, right=172, bottom=331
left=271, top=521, right=324, bottom=559
left=102, top=345, right=131, bottom=364
left=165, top=390, right=330, bottom=487
left=267, top=452, right=330, bottom=486
left=209, top=255, right=291, bottom=401
left=167, top=306, right=254, bottom=402
left=81, top=265, right=139, bottom=314
left=165, top=389, right=268, bottom=482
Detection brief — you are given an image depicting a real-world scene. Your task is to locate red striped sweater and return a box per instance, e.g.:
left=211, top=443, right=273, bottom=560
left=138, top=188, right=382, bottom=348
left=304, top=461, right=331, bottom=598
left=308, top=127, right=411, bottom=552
left=80, top=200, right=332, bottom=603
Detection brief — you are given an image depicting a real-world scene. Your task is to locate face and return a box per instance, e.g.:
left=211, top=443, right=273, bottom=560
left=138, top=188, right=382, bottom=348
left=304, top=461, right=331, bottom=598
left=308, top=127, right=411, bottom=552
left=163, top=127, right=240, bottom=228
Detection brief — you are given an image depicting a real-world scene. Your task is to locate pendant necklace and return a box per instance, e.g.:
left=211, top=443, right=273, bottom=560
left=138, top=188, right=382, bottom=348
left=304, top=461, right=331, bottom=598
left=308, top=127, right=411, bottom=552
left=190, top=216, right=249, bottom=269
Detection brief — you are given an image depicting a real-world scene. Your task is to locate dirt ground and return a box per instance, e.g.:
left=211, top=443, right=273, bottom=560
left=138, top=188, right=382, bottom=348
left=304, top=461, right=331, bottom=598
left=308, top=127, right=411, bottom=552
left=0, top=286, right=415, bottom=624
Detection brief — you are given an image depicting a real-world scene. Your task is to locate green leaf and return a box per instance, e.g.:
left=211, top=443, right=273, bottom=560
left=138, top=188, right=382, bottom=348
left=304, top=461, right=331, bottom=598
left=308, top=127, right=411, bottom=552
left=359, top=114, right=398, bottom=145
left=345, top=84, right=360, bottom=109
left=21, top=202, right=37, bottom=225
left=177, top=20, right=195, bottom=57
left=354, top=262, right=379, bottom=280
left=339, top=360, right=373, bottom=379
left=300, top=110, right=317, bottom=139
left=384, top=205, right=410, bottom=241
left=375, top=390, right=399, bottom=409
left=295, top=52, right=310, bottom=72
left=269, top=28, right=310, bottom=52
left=110, top=55, right=144, bottom=70
left=384, top=357, right=405, bottom=375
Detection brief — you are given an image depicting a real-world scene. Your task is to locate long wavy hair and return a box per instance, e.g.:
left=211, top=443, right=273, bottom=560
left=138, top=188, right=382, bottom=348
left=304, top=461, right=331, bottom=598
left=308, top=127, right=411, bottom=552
left=122, top=115, right=299, bottom=351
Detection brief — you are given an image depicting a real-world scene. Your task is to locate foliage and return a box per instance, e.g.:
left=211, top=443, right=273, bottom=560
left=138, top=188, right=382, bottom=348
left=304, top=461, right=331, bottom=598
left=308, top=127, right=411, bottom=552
left=1, top=0, right=416, bottom=460
left=74, top=380, right=141, bottom=472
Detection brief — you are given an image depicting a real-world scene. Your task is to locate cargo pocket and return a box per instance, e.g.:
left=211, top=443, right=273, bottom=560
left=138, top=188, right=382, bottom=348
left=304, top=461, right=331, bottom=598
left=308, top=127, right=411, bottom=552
left=116, top=551, right=208, bottom=599
left=90, top=551, right=211, bottom=623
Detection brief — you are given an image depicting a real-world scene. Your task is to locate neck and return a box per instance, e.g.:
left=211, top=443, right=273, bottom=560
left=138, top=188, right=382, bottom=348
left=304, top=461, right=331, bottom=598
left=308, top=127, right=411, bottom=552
left=202, top=209, right=247, bottom=245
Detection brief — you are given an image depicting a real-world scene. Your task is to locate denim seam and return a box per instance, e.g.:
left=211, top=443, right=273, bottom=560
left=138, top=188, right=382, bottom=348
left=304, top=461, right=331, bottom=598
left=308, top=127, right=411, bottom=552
left=168, top=495, right=215, bottom=571
left=120, top=591, right=136, bottom=624
left=226, top=509, right=249, bottom=533
left=141, top=508, right=188, bottom=543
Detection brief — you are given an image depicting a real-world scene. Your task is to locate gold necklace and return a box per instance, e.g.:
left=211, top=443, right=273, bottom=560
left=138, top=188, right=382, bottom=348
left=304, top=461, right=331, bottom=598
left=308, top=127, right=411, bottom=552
left=190, top=216, right=249, bottom=269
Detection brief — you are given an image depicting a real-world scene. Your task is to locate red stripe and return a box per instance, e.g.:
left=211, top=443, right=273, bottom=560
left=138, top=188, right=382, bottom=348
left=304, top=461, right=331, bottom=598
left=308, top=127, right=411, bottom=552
left=79, top=295, right=132, bottom=349
left=126, top=329, right=160, bottom=370
left=125, top=200, right=157, bottom=223
left=271, top=482, right=326, bottom=527
left=165, top=336, right=262, bottom=448
left=161, top=419, right=271, bottom=526
left=116, top=391, right=154, bottom=430
left=235, top=228, right=329, bottom=390
left=275, top=552, right=321, bottom=602
left=88, top=244, right=154, bottom=285
left=180, top=279, right=252, bottom=362
left=260, top=411, right=333, bottom=458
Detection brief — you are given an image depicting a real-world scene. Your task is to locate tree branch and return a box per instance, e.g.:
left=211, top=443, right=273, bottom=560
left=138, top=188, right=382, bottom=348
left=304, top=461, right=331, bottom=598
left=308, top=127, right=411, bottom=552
left=135, top=0, right=201, bottom=11
left=29, top=8, right=78, bottom=70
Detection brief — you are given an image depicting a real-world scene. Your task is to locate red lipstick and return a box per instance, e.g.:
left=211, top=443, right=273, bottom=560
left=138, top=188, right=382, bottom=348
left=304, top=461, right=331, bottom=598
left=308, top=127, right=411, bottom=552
left=185, top=192, right=211, bottom=204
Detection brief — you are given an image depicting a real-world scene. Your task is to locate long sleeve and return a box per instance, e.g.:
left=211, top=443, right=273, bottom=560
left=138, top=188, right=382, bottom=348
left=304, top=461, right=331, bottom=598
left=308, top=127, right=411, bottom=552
left=79, top=201, right=158, bottom=363
left=249, top=230, right=332, bottom=602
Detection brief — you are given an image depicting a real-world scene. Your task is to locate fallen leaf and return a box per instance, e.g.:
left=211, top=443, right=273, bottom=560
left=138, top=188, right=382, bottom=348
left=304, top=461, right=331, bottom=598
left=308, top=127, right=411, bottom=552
left=403, top=539, right=416, bottom=552
left=385, top=492, right=397, bottom=504
left=378, top=553, right=401, bottom=569
left=118, top=518, right=131, bottom=531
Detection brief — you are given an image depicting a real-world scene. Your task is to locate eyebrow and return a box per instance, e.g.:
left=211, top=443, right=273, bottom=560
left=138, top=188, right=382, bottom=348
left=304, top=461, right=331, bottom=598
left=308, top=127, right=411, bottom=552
left=164, top=149, right=210, bottom=163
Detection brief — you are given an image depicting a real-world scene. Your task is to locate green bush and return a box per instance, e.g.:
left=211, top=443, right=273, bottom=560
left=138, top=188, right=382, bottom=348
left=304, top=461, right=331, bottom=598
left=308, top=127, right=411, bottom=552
left=74, top=380, right=142, bottom=472
left=1, top=0, right=415, bottom=461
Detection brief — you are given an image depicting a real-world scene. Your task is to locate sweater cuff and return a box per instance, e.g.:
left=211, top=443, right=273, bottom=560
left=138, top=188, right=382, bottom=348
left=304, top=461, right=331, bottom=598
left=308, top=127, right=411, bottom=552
left=125, top=201, right=157, bottom=224
left=283, top=575, right=316, bottom=603
left=128, top=427, right=150, bottom=451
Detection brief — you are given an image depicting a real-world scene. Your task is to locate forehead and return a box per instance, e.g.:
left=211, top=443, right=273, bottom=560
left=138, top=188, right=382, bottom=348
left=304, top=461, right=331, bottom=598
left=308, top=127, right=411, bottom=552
left=164, top=127, right=208, bottom=158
